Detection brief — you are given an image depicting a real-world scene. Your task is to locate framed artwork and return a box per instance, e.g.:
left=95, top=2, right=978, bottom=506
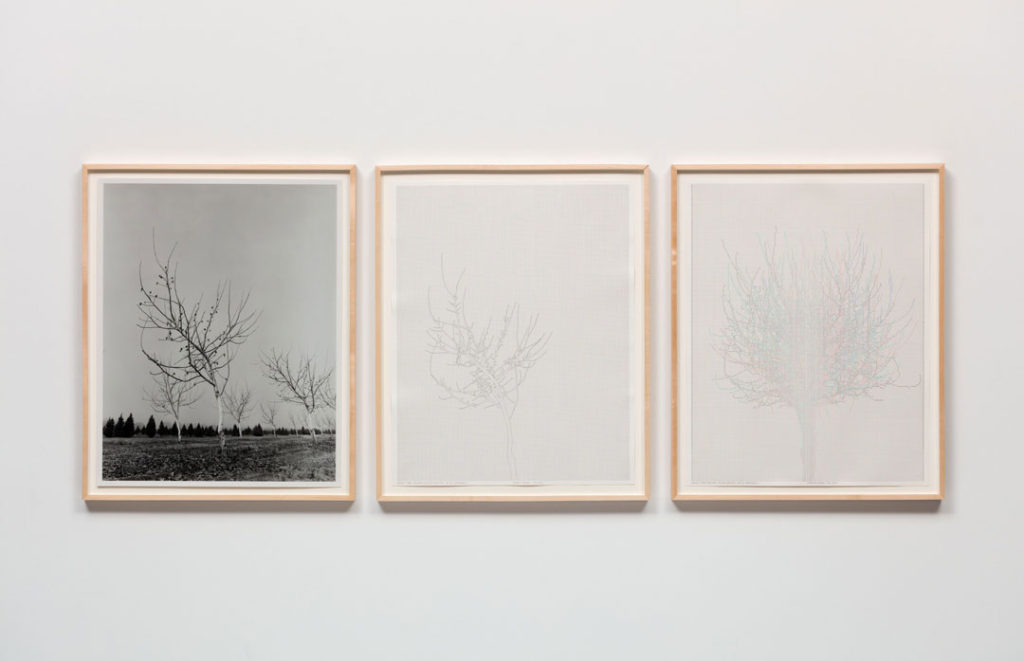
left=82, top=165, right=355, bottom=501
left=673, top=164, right=944, bottom=500
left=376, top=165, right=649, bottom=501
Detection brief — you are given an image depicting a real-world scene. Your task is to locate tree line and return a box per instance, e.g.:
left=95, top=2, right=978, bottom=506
left=102, top=412, right=334, bottom=439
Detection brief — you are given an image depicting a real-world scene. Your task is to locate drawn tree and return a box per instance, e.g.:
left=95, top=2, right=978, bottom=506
left=261, top=350, right=334, bottom=441
left=716, top=232, right=914, bottom=482
left=426, top=262, right=550, bottom=482
left=259, top=402, right=279, bottom=437
left=224, top=386, right=254, bottom=437
left=144, top=372, right=200, bottom=443
left=137, top=239, right=259, bottom=450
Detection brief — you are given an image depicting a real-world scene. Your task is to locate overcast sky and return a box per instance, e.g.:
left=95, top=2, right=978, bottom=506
left=102, top=182, right=337, bottom=428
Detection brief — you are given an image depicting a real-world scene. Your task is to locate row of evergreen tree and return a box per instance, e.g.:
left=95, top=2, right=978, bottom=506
left=102, top=414, right=333, bottom=439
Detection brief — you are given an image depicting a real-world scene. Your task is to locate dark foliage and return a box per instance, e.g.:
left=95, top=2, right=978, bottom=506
left=123, top=413, right=136, bottom=438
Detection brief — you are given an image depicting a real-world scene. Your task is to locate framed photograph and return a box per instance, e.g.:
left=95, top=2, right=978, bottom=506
left=82, top=165, right=355, bottom=501
left=673, top=164, right=944, bottom=500
left=376, top=165, right=649, bottom=501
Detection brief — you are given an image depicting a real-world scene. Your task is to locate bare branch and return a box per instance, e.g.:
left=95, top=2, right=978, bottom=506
left=138, top=237, right=260, bottom=397
left=143, top=372, right=200, bottom=422
left=425, top=259, right=550, bottom=481
left=715, top=231, right=914, bottom=410
left=259, top=402, right=278, bottom=427
left=261, top=349, right=334, bottom=440
left=224, top=386, right=254, bottom=433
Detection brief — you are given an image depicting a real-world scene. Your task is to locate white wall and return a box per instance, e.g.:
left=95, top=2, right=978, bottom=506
left=1, top=1, right=1022, bottom=659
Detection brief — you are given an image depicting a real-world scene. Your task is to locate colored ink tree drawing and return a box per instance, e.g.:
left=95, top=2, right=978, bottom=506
left=716, top=232, right=915, bottom=482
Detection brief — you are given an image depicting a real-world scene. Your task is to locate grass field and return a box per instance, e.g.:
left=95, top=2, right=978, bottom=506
left=102, top=434, right=336, bottom=482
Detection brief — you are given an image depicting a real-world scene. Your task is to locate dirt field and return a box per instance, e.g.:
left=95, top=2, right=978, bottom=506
left=102, top=434, right=336, bottom=482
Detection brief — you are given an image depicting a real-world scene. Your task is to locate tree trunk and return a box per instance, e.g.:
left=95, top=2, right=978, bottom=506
left=216, top=393, right=226, bottom=451
left=307, top=409, right=317, bottom=442
left=175, top=417, right=182, bottom=444
left=498, top=401, right=518, bottom=483
left=796, top=405, right=816, bottom=483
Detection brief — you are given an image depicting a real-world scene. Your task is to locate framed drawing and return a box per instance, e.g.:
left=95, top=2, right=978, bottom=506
left=673, top=164, right=944, bottom=500
left=82, top=164, right=355, bottom=501
left=376, top=165, right=649, bottom=501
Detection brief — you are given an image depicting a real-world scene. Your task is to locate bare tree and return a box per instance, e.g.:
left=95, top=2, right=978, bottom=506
left=426, top=261, right=550, bottom=482
left=259, top=402, right=279, bottom=437
left=261, top=350, right=334, bottom=441
left=223, top=386, right=254, bottom=437
left=716, top=232, right=914, bottom=482
left=143, top=372, right=200, bottom=443
left=137, top=239, right=259, bottom=450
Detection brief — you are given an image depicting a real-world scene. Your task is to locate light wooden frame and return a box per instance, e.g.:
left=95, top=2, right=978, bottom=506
left=672, top=164, right=945, bottom=501
left=376, top=164, right=650, bottom=502
left=82, top=164, right=357, bottom=501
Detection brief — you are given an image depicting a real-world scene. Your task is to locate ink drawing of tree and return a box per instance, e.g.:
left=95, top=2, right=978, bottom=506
left=716, top=232, right=914, bottom=482
left=426, top=260, right=550, bottom=482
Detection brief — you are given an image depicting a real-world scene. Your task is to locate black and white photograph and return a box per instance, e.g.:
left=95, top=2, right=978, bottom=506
left=376, top=166, right=649, bottom=501
left=83, top=166, right=355, bottom=500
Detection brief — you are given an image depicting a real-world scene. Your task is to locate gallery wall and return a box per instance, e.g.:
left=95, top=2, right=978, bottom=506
left=1, top=1, right=1022, bottom=659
